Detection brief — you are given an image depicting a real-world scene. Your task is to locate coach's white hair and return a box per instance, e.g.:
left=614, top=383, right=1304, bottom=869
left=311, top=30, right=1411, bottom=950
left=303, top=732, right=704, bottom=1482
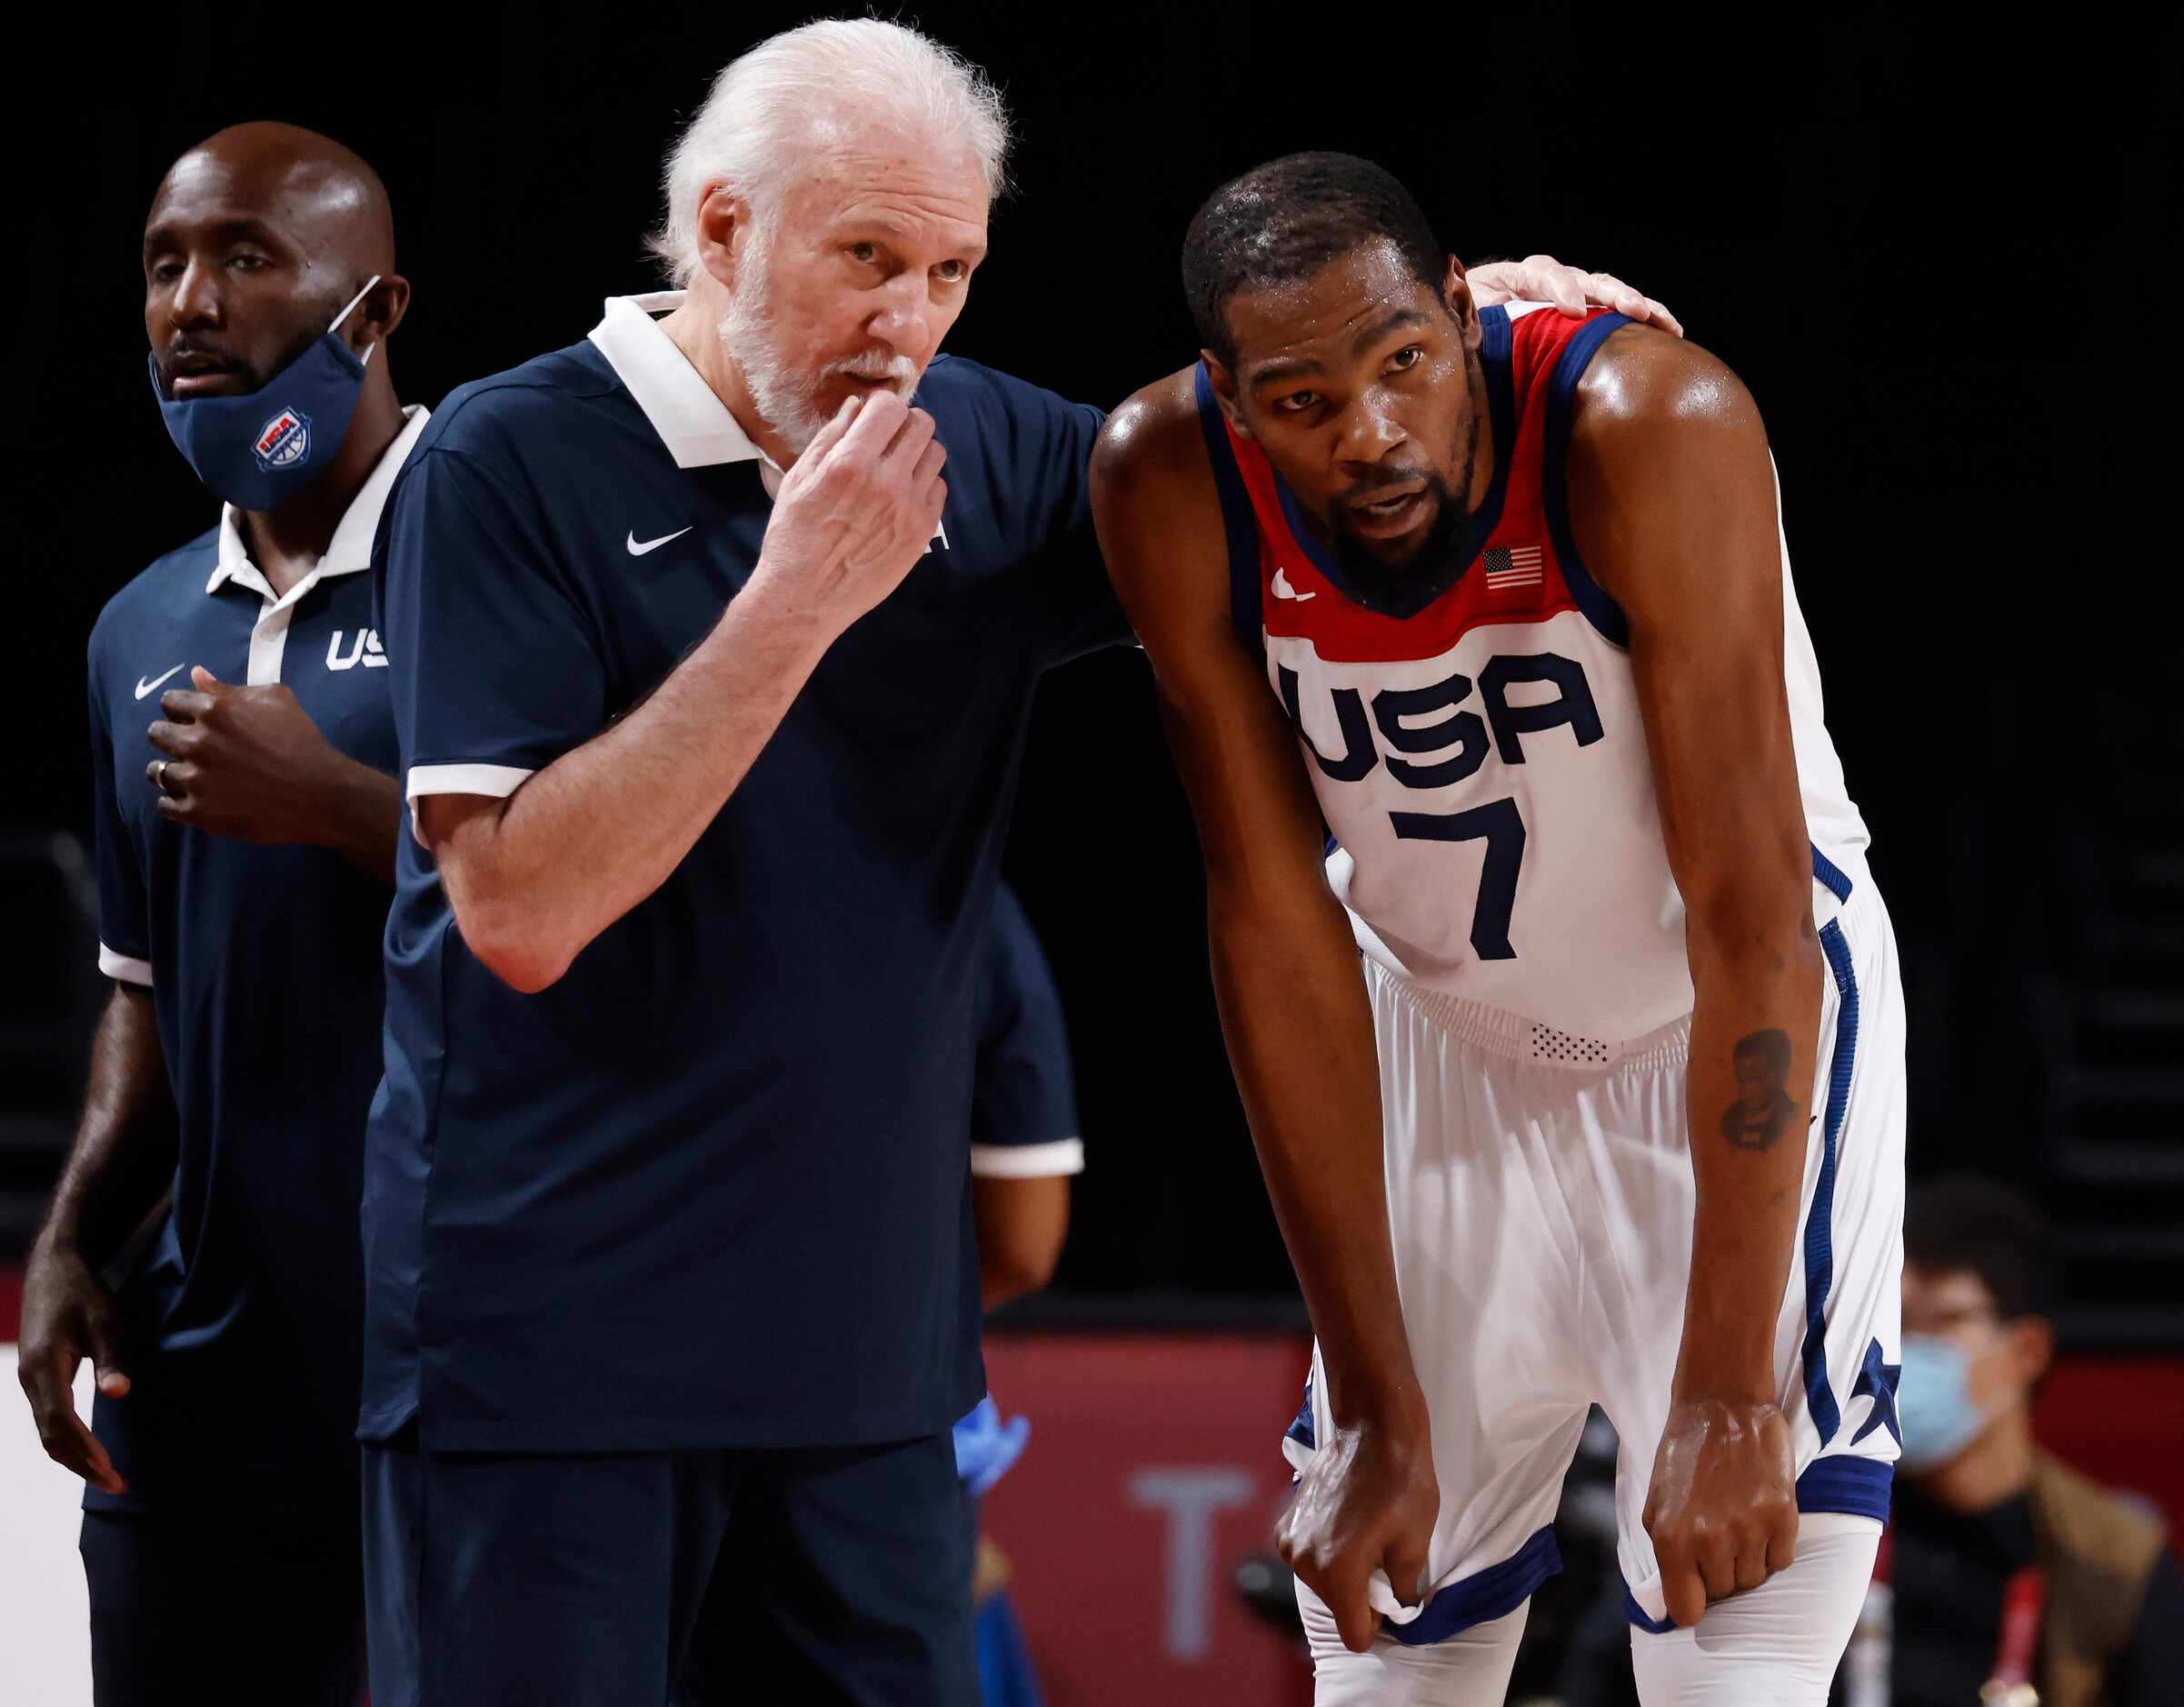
left=649, top=18, right=1012, bottom=287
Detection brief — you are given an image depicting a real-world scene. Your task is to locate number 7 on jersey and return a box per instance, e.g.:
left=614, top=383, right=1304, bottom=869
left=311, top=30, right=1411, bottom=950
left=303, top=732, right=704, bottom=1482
left=1390, top=799, right=1527, bottom=962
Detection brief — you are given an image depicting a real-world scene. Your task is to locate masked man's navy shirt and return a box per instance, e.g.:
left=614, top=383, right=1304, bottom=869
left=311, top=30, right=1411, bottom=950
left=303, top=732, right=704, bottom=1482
left=84, top=406, right=425, bottom=1521
left=364, top=294, right=1126, bottom=1451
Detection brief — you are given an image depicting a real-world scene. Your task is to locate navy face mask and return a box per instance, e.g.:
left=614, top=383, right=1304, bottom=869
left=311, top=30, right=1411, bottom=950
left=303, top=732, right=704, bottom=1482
left=148, top=275, right=379, bottom=512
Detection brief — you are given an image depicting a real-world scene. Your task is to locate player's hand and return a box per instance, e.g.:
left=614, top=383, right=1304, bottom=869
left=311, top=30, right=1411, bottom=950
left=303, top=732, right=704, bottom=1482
left=146, top=669, right=350, bottom=845
left=1467, top=254, right=1684, bottom=337
left=1641, top=1395, right=1797, bottom=1627
left=1278, top=1403, right=1439, bottom=1652
left=16, top=1235, right=129, bottom=1493
left=752, top=392, right=948, bottom=638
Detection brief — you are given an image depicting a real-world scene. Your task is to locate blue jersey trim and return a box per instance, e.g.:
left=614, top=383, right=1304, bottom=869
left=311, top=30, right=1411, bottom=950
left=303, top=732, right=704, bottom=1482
left=1811, top=844, right=1854, bottom=904
left=1540, top=313, right=1633, bottom=647
left=1850, top=1337, right=1902, bottom=1446
left=1192, top=364, right=1269, bottom=654
left=1795, top=1453, right=1893, bottom=1524
left=1800, top=917, right=1860, bottom=1447
left=1285, top=1371, right=1315, bottom=1452
left=1623, top=1587, right=1680, bottom=1635
left=1385, top=1524, right=1562, bottom=1647
left=1262, top=307, right=1519, bottom=621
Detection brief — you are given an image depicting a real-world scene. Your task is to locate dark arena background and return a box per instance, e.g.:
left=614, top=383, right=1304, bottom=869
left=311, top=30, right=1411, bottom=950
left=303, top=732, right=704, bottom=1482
left=5, top=7, right=2178, bottom=1701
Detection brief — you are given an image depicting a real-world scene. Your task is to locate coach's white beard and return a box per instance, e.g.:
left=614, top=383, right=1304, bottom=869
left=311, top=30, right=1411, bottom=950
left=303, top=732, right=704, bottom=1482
left=717, top=259, right=826, bottom=454
left=716, top=252, right=920, bottom=458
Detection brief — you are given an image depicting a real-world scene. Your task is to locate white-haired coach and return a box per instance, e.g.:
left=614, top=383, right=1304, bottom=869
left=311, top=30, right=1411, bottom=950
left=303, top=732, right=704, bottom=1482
left=359, top=19, right=1665, bottom=1702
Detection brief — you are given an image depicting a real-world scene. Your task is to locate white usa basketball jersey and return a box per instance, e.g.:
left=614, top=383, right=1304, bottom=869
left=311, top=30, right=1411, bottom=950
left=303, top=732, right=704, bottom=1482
left=1195, top=302, right=1870, bottom=1045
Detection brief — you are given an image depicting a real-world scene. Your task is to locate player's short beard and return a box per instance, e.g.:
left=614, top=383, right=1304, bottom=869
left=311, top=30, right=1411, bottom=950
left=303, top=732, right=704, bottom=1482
left=716, top=225, right=919, bottom=456
left=1326, top=402, right=1484, bottom=617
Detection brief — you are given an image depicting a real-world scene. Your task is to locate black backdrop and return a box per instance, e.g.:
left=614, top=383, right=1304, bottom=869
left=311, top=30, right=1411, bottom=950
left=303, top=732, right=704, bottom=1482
left=14, top=7, right=2179, bottom=1318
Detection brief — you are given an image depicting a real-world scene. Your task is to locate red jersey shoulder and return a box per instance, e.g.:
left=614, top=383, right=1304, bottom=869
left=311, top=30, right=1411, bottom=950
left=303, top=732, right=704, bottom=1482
left=1504, top=304, right=1618, bottom=398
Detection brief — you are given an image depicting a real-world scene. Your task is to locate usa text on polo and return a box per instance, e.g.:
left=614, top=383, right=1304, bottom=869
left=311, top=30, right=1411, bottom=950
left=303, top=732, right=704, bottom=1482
left=85, top=404, right=427, bottom=1519
left=364, top=294, right=1124, bottom=1451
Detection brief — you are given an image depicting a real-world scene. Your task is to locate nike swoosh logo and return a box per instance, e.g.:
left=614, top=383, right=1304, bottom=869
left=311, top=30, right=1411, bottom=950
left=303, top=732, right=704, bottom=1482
left=135, top=664, right=185, bottom=700
left=1272, top=568, right=1317, bottom=603
left=627, top=526, right=693, bottom=556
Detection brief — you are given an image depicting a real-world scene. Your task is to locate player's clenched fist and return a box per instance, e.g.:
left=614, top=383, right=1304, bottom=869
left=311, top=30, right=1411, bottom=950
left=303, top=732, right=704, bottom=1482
left=1279, top=1409, right=1440, bottom=1653
left=751, top=392, right=948, bottom=636
left=1642, top=1395, right=1799, bottom=1627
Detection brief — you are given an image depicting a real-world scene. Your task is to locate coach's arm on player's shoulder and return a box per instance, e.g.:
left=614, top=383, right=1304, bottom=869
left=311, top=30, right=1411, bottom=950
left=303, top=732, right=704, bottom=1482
left=1466, top=255, right=1682, bottom=337
left=1570, top=326, right=1827, bottom=1625
left=1090, top=379, right=1438, bottom=1653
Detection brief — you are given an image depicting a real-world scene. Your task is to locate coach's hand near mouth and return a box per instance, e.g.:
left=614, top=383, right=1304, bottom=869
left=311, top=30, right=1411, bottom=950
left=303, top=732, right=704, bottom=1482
left=746, top=391, right=949, bottom=635
left=421, top=388, right=947, bottom=998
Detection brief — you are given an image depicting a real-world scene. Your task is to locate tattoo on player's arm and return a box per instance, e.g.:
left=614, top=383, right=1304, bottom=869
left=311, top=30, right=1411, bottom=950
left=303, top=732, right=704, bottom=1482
left=1720, top=1028, right=1797, bottom=1153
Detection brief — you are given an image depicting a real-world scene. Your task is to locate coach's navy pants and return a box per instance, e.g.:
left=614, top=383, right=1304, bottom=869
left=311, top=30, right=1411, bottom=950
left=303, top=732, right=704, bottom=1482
left=362, top=1429, right=975, bottom=1706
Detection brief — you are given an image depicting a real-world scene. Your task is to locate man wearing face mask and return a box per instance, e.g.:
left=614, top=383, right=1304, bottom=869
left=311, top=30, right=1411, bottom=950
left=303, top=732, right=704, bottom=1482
left=16, top=122, right=417, bottom=1703
left=1879, top=1175, right=2184, bottom=1707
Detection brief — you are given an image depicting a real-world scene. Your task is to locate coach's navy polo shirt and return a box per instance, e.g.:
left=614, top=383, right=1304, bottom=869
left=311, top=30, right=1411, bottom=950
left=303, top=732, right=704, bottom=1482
left=971, top=884, right=1083, bottom=1182
left=83, top=406, right=425, bottom=1522
left=364, top=294, right=1126, bottom=1452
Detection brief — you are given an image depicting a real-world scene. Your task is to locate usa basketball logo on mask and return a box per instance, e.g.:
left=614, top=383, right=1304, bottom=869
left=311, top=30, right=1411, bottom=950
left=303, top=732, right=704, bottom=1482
left=253, top=407, right=311, bottom=470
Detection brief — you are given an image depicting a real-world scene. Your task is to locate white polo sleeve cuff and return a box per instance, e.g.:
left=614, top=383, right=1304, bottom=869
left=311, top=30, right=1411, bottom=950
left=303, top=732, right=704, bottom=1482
left=404, top=763, right=536, bottom=846
left=970, top=1138, right=1085, bottom=1179
left=98, top=943, right=153, bottom=987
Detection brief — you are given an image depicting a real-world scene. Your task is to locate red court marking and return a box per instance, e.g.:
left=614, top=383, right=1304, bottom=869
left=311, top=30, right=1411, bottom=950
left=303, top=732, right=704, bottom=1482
left=2033, top=1356, right=2184, bottom=1536
left=981, top=1331, right=1315, bottom=1707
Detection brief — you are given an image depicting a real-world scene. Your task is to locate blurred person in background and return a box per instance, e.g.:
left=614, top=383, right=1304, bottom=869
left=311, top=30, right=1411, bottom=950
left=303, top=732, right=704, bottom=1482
left=957, top=881, right=1086, bottom=1707
left=15, top=125, right=416, bottom=1703
left=1860, top=1175, right=2184, bottom=1707
left=969, top=883, right=1083, bottom=1316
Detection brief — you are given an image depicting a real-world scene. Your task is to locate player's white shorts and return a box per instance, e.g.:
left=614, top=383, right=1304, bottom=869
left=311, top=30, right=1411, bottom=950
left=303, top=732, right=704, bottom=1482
left=1282, top=871, right=1904, bottom=1657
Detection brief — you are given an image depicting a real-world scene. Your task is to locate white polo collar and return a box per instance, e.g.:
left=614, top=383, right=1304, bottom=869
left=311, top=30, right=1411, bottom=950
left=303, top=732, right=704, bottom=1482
left=206, top=403, right=430, bottom=603
left=587, top=292, right=780, bottom=473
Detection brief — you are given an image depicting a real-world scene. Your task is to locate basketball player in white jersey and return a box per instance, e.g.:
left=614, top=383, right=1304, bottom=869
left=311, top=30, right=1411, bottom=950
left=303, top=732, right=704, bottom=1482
left=1091, top=152, right=1904, bottom=1704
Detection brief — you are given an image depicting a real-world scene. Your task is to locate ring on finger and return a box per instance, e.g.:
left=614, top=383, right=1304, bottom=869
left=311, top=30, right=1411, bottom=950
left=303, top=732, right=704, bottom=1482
left=151, top=759, right=170, bottom=791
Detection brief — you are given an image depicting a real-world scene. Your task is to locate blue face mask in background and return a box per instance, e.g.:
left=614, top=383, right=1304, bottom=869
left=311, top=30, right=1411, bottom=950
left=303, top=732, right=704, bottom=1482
left=148, top=275, right=379, bottom=513
left=1897, top=1332, right=2007, bottom=1471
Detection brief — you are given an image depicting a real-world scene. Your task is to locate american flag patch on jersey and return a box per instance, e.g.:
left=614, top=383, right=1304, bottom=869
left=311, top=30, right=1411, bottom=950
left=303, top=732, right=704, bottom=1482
left=1481, top=544, right=1545, bottom=592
